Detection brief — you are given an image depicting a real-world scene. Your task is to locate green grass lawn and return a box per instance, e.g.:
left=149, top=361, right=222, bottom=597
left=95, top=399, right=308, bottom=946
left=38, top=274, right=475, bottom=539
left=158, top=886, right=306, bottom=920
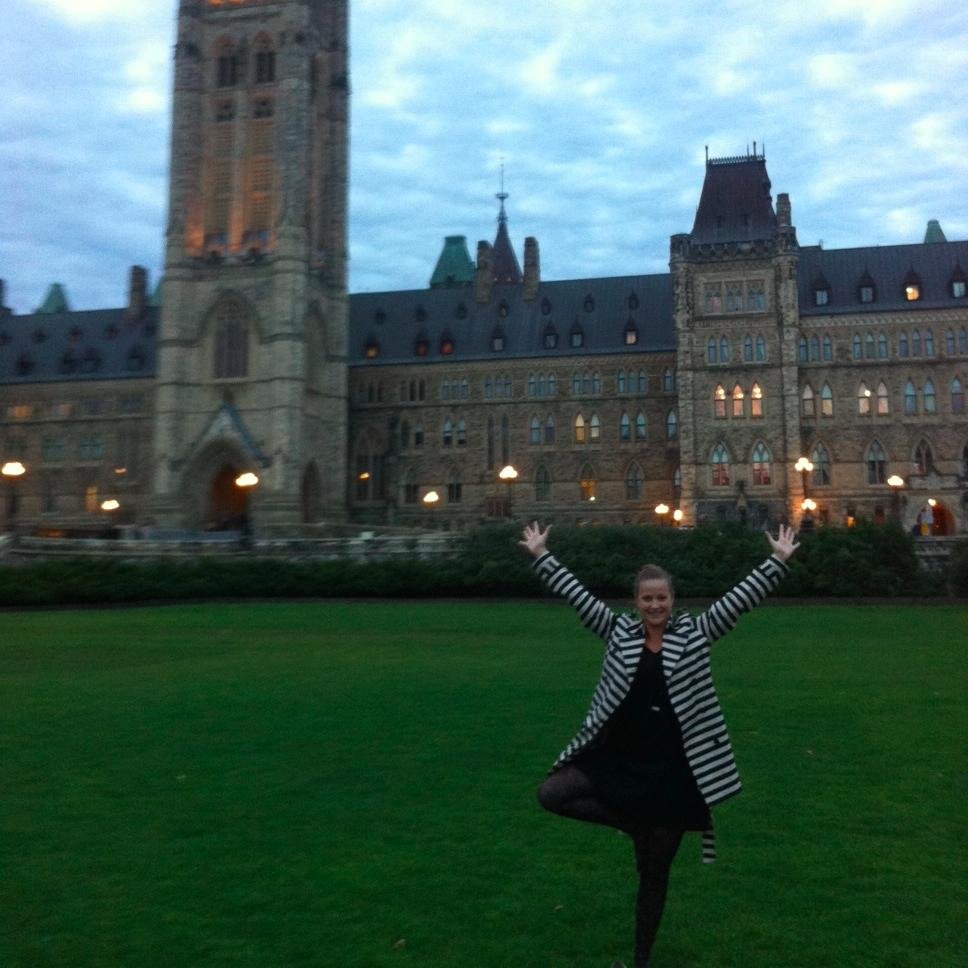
left=1, top=601, right=965, bottom=968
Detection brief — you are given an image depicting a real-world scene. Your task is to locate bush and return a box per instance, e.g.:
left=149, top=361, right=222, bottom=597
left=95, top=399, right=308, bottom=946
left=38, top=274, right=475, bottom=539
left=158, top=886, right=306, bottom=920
left=0, top=521, right=943, bottom=608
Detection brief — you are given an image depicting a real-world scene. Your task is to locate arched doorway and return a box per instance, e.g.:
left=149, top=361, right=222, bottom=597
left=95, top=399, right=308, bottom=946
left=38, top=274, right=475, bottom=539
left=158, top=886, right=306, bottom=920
left=916, top=500, right=955, bottom=536
left=208, top=463, right=248, bottom=530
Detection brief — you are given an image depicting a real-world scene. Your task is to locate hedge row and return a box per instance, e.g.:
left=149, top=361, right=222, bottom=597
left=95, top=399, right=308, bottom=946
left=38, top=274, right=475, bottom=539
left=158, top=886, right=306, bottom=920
left=0, top=522, right=957, bottom=608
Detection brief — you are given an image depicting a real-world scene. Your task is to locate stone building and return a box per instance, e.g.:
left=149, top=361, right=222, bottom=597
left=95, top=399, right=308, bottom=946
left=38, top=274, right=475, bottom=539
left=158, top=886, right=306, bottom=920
left=1, top=2, right=966, bottom=537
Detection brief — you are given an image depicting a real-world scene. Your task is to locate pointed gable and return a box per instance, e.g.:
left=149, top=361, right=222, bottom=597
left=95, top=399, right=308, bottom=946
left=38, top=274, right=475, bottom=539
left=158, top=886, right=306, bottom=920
left=491, top=195, right=522, bottom=284
left=429, top=236, right=475, bottom=288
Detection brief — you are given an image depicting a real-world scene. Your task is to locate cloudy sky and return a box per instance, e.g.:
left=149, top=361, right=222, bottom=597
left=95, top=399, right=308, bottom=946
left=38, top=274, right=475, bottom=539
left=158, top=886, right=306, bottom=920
left=2, top=0, right=966, bottom=314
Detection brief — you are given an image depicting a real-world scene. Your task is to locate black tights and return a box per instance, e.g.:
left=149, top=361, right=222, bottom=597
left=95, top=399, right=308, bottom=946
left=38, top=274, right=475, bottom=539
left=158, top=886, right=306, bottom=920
left=538, top=765, right=684, bottom=968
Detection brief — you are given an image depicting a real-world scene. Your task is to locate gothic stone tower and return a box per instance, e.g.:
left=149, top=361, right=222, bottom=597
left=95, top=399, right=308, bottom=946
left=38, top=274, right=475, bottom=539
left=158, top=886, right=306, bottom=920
left=152, top=0, right=349, bottom=530
left=671, top=151, right=802, bottom=528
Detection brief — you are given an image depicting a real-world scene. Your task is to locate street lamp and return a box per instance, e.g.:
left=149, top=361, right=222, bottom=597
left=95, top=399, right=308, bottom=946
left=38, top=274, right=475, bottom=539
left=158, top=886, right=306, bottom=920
left=654, top=503, right=670, bottom=526
left=2, top=461, right=27, bottom=534
left=499, top=464, right=519, bottom=519
left=887, top=475, right=905, bottom=525
left=100, top=499, right=120, bottom=512
left=422, top=490, right=440, bottom=507
left=795, top=456, right=815, bottom=528
left=673, top=508, right=684, bottom=526
left=234, top=471, right=259, bottom=543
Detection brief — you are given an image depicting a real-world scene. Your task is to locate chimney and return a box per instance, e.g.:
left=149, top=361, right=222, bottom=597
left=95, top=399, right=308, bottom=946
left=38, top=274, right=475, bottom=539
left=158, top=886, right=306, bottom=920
left=776, top=193, right=792, bottom=229
left=523, top=237, right=540, bottom=300
left=127, top=265, right=148, bottom=320
left=0, top=279, right=9, bottom=317
left=474, top=241, right=494, bottom=304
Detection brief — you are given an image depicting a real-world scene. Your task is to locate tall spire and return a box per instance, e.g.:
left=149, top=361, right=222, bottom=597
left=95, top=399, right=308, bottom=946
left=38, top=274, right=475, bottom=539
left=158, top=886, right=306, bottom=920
left=491, top=165, right=522, bottom=284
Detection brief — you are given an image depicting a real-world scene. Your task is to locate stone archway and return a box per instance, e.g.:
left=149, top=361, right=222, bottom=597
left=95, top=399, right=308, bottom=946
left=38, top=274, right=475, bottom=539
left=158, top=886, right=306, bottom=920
left=208, top=463, right=248, bottom=530
left=916, top=500, right=955, bottom=536
left=182, top=440, right=253, bottom=530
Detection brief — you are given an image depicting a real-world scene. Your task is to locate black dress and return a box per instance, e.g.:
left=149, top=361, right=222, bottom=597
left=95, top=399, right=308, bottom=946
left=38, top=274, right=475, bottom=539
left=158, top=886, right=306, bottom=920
left=572, top=647, right=711, bottom=831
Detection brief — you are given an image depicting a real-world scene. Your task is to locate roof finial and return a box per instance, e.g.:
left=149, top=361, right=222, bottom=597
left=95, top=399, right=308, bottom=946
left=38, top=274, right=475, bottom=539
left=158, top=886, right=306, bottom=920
left=496, top=160, right=508, bottom=222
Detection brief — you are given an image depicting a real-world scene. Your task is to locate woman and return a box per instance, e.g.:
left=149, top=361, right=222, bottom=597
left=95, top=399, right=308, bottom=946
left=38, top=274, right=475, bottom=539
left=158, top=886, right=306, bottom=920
left=519, top=522, right=799, bottom=968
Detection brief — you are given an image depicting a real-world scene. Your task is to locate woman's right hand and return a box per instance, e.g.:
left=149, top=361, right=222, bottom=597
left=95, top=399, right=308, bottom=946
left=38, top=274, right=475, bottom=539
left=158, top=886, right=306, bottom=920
left=519, top=521, right=551, bottom=558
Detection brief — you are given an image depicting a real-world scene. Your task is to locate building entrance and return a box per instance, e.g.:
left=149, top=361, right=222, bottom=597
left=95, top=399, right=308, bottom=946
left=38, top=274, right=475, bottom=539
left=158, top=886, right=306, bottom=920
left=208, top=464, right=248, bottom=531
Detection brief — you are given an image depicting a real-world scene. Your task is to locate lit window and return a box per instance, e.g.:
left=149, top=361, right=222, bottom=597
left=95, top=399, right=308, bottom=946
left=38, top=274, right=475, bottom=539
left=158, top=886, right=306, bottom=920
left=751, top=383, right=763, bottom=417
left=714, top=384, right=727, bottom=418
left=815, top=288, right=830, bottom=306
left=732, top=384, right=745, bottom=418
left=876, top=382, right=889, bottom=415
left=801, top=385, right=815, bottom=418
left=624, top=321, right=638, bottom=346
left=579, top=472, right=596, bottom=502
left=440, top=335, right=455, bottom=355
left=751, top=442, right=771, bottom=485
left=589, top=413, right=601, bottom=441
left=364, top=338, right=379, bottom=359
left=704, top=283, right=723, bottom=314
left=711, top=443, right=730, bottom=486
left=725, top=282, right=743, bottom=312
left=821, top=383, right=833, bottom=417
left=414, top=337, right=429, bottom=357
left=904, top=283, right=921, bottom=301
left=858, top=382, right=871, bottom=415
left=950, top=378, right=964, bottom=413
left=574, top=414, right=585, bottom=444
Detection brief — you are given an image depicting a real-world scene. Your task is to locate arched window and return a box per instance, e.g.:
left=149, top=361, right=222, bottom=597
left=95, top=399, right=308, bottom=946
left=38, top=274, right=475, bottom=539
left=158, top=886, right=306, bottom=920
left=663, top=368, right=674, bottom=393
left=418, top=379, right=426, bottom=401
left=876, top=382, right=889, bottom=415
left=400, top=419, right=410, bottom=450
left=821, top=383, right=834, bottom=417
left=442, top=419, right=453, bottom=447
left=545, top=415, right=556, bottom=444
left=589, top=413, right=601, bottom=441
left=864, top=333, right=875, bottom=359
left=673, top=466, right=682, bottom=493
left=617, top=370, right=627, bottom=394
left=751, top=382, right=763, bottom=417
left=625, top=462, right=643, bottom=500
left=822, top=335, right=832, bottom=361
left=530, top=416, right=541, bottom=444
left=858, top=382, right=871, bottom=415
left=719, top=337, right=729, bottom=363
left=960, top=329, right=968, bottom=354
left=946, top=330, right=956, bottom=355
left=899, top=332, right=909, bottom=357
left=401, top=468, right=418, bottom=505
left=548, top=373, right=557, bottom=396
left=711, top=443, right=730, bottom=486
left=911, top=330, right=922, bottom=356
left=574, top=414, right=586, bottom=444
left=486, top=417, right=494, bottom=469
left=714, top=384, right=727, bottom=418
left=526, top=374, right=535, bottom=397
left=214, top=303, right=249, bottom=378
left=751, top=442, right=771, bottom=485
left=852, top=335, right=862, bottom=359
left=637, top=371, right=648, bottom=392
left=877, top=334, right=888, bottom=359
left=413, top=423, right=424, bottom=448
left=624, top=320, right=638, bottom=345
left=500, top=415, right=510, bottom=466
left=592, top=373, right=601, bottom=394
left=866, top=440, right=887, bottom=484
left=756, top=335, right=766, bottom=361
left=535, top=465, right=551, bottom=501
left=456, top=418, right=467, bottom=446
left=811, top=443, right=831, bottom=486
left=442, top=380, right=452, bottom=401
left=798, top=336, right=808, bottom=363
left=810, top=335, right=821, bottom=361
left=579, top=463, right=596, bottom=502
left=447, top=469, right=462, bottom=504
left=744, top=336, right=753, bottom=362
left=619, top=412, right=631, bottom=441
left=732, top=384, right=745, bottom=418
left=582, top=371, right=592, bottom=394
left=537, top=374, right=546, bottom=396
left=904, top=380, right=918, bottom=414
left=913, top=440, right=933, bottom=475
left=666, top=410, right=678, bottom=440
left=635, top=412, right=646, bottom=440
left=570, top=323, right=584, bottom=348
left=571, top=372, right=581, bottom=395
left=254, top=35, right=276, bottom=84
left=951, top=378, right=965, bottom=414
left=923, top=379, right=937, bottom=413
left=802, top=384, right=815, bottom=417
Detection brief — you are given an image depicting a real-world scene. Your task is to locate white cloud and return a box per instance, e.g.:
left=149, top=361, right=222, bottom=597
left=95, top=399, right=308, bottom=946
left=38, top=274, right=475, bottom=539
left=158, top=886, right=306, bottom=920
left=807, top=52, right=859, bottom=89
left=29, top=0, right=154, bottom=24
left=119, top=42, right=168, bottom=115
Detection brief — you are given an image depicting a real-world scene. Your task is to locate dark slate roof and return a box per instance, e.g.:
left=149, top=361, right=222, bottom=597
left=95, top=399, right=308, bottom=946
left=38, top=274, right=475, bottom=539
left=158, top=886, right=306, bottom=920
left=798, top=240, right=968, bottom=316
left=0, top=307, right=158, bottom=384
left=429, top=236, right=475, bottom=288
left=691, top=154, right=777, bottom=244
left=349, top=274, right=674, bottom=366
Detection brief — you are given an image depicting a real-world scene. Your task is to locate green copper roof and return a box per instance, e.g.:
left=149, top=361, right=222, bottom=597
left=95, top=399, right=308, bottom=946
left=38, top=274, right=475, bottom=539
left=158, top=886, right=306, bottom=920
left=430, top=236, right=475, bottom=288
left=36, top=283, right=70, bottom=314
left=924, top=219, right=947, bottom=244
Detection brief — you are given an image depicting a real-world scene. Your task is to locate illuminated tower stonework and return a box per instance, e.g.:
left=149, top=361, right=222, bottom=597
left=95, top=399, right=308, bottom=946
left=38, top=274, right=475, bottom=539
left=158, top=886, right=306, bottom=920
left=153, top=0, right=349, bottom=529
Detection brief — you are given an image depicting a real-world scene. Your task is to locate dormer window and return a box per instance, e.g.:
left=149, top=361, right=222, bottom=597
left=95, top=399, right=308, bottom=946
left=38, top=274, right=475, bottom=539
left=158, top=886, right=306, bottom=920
left=859, top=286, right=874, bottom=303
left=541, top=297, right=552, bottom=316
left=951, top=266, right=966, bottom=298
left=413, top=335, right=429, bottom=357
left=498, top=300, right=509, bottom=319
left=364, top=337, right=380, bottom=359
left=569, top=324, right=584, bottom=349
left=814, top=287, right=830, bottom=306
left=543, top=324, right=558, bottom=349
left=903, top=269, right=922, bottom=302
left=440, top=332, right=455, bottom=355
left=583, top=295, right=595, bottom=313
left=491, top=327, right=505, bottom=352
left=623, top=320, right=638, bottom=346
left=455, top=302, right=468, bottom=319
left=374, top=309, right=386, bottom=325
left=628, top=292, right=639, bottom=311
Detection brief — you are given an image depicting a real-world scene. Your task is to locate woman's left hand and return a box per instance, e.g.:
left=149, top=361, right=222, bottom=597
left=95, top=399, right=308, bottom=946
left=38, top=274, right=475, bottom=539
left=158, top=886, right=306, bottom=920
left=766, top=524, right=800, bottom=562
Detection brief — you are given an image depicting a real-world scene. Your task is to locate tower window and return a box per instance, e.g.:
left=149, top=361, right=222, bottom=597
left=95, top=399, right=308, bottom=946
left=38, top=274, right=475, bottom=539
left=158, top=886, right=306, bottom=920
left=216, top=101, right=235, bottom=122
left=255, top=50, right=276, bottom=85
left=253, top=99, right=274, bottom=119
left=217, top=53, right=240, bottom=88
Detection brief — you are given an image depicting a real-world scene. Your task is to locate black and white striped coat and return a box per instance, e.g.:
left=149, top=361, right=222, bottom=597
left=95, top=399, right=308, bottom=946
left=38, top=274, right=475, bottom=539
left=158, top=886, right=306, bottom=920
left=532, top=551, right=789, bottom=861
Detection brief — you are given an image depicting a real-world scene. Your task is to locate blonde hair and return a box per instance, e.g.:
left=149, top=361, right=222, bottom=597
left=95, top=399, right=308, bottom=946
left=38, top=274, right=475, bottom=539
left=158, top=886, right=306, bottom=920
left=634, top=563, right=674, bottom=597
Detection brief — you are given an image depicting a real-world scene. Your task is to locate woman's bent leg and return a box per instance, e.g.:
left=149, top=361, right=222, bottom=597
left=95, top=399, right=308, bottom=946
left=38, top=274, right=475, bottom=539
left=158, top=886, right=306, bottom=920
left=537, top=764, right=632, bottom=832
left=632, top=827, right=684, bottom=968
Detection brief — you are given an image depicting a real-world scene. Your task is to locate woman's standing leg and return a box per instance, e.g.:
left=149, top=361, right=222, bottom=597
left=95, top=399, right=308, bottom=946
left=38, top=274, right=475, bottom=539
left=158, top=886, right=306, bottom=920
left=632, top=827, right=684, bottom=968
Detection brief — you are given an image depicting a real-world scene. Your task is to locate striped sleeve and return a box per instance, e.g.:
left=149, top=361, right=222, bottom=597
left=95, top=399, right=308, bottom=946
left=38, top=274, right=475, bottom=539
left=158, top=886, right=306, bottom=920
left=531, top=552, right=617, bottom=641
left=695, top=555, right=789, bottom=645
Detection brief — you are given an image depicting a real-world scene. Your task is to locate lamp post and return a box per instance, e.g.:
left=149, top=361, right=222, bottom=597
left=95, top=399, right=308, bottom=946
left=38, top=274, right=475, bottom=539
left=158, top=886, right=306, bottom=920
left=795, top=456, right=815, bottom=529
left=499, top=464, right=518, bottom=519
left=672, top=508, right=684, bottom=527
left=887, top=475, right=905, bottom=526
left=654, top=503, right=670, bottom=526
left=2, top=461, right=26, bottom=535
left=422, top=490, right=440, bottom=508
left=234, top=471, right=259, bottom=544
